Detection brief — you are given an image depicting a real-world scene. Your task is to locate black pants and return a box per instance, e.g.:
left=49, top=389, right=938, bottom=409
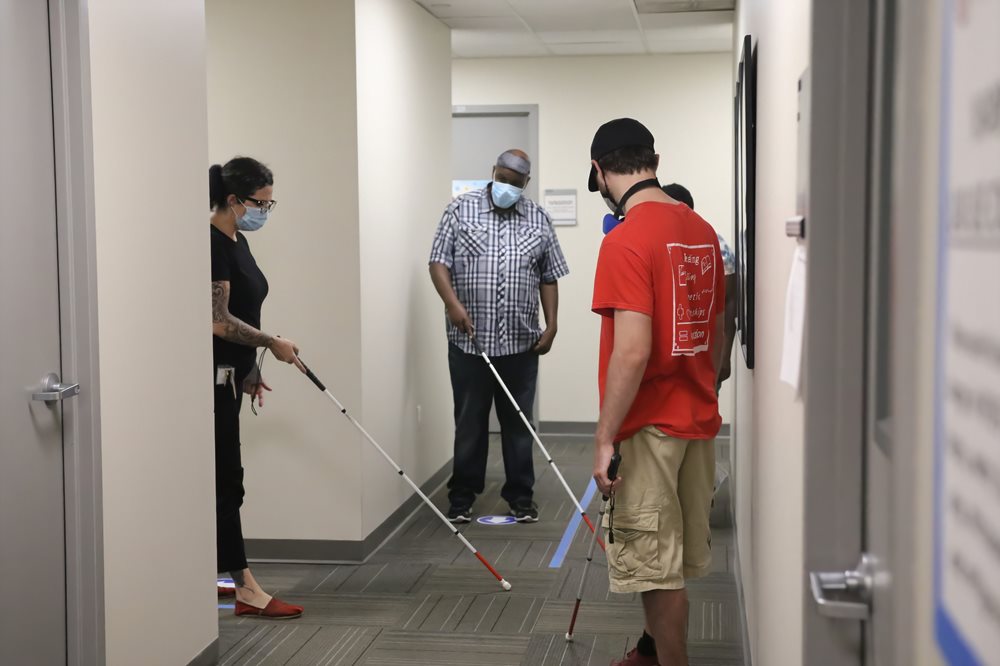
left=447, top=344, right=538, bottom=509
left=214, top=361, right=253, bottom=574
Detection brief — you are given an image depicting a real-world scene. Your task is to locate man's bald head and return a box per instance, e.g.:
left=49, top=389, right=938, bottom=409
left=494, top=149, right=531, bottom=189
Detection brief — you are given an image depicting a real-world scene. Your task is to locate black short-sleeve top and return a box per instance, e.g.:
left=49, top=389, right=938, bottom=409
left=210, top=225, right=269, bottom=370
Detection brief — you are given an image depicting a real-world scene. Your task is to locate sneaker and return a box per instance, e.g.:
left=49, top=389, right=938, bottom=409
left=509, top=501, right=539, bottom=523
left=610, top=647, right=660, bottom=666
left=447, top=505, right=472, bottom=523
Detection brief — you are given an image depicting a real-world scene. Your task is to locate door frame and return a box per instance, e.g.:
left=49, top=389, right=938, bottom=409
left=48, top=2, right=105, bottom=664
left=451, top=103, right=541, bottom=203
left=889, top=1, right=941, bottom=663
left=801, top=0, right=872, bottom=663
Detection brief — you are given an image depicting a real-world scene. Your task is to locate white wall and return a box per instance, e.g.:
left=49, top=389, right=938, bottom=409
left=206, top=0, right=366, bottom=543
left=208, top=0, right=455, bottom=544
left=87, top=1, right=217, bottom=663
left=452, top=54, right=735, bottom=426
left=731, top=1, right=810, bottom=664
left=356, top=0, right=454, bottom=532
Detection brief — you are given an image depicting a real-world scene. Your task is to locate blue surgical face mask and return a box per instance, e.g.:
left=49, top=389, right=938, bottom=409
left=235, top=201, right=269, bottom=232
left=491, top=181, right=523, bottom=209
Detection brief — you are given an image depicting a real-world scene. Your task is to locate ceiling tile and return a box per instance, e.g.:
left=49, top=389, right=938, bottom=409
left=443, top=16, right=527, bottom=31
left=634, top=0, right=735, bottom=13
left=414, top=0, right=513, bottom=19
left=451, top=29, right=549, bottom=58
left=427, top=0, right=734, bottom=58
left=507, top=0, right=637, bottom=32
left=639, top=9, right=733, bottom=29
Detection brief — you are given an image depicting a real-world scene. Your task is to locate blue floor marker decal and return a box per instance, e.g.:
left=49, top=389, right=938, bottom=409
left=477, top=515, right=518, bottom=525
left=549, top=478, right=598, bottom=569
left=218, top=578, right=235, bottom=609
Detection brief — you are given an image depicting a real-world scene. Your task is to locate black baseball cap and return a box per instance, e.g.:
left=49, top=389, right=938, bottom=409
left=588, top=118, right=656, bottom=192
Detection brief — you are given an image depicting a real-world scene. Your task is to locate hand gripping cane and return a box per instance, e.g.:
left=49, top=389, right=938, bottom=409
left=566, top=451, right=622, bottom=641
left=298, top=359, right=512, bottom=592
left=469, top=334, right=605, bottom=551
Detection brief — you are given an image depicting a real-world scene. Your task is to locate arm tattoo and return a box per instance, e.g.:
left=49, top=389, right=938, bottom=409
left=229, top=569, right=249, bottom=590
left=211, top=281, right=273, bottom=348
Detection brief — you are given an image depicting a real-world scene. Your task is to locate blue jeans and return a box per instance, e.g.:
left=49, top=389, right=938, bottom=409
left=447, top=343, right=538, bottom=509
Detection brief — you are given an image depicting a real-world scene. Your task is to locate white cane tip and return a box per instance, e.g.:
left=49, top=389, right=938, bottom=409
left=565, top=633, right=573, bottom=642
left=501, top=580, right=512, bottom=591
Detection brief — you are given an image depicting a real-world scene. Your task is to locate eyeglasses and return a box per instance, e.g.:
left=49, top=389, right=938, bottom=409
left=241, top=196, right=278, bottom=213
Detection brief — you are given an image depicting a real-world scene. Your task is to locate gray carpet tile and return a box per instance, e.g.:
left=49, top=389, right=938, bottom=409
left=220, top=434, right=746, bottom=665
left=522, top=633, right=632, bottom=666
left=359, top=631, right=531, bottom=666
left=285, top=627, right=381, bottom=666
left=417, top=564, right=559, bottom=597
left=220, top=625, right=322, bottom=666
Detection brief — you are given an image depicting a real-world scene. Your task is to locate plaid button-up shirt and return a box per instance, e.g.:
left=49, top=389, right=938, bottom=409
left=429, top=188, right=570, bottom=356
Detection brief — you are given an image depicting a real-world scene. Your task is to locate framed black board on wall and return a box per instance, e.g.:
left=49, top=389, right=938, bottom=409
left=734, top=34, right=757, bottom=369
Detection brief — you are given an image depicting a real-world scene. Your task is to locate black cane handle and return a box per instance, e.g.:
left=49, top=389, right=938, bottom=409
left=297, top=358, right=326, bottom=392
left=607, top=452, right=622, bottom=482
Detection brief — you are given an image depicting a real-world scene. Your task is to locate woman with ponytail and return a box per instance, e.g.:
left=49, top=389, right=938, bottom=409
left=209, top=157, right=305, bottom=619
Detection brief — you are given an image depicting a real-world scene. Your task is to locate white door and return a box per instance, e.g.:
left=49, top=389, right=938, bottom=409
left=0, top=1, right=72, bottom=663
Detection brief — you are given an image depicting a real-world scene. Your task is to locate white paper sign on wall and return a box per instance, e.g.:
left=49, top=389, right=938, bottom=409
left=936, top=1, right=1000, bottom=663
left=543, top=189, right=577, bottom=226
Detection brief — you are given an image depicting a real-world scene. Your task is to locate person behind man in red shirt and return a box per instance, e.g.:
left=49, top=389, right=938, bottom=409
left=588, top=118, right=726, bottom=666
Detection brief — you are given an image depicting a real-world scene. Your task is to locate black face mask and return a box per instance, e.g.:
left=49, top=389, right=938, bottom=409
left=604, top=177, right=662, bottom=220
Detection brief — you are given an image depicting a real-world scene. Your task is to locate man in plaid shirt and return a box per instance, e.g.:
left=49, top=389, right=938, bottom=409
left=429, top=149, right=570, bottom=523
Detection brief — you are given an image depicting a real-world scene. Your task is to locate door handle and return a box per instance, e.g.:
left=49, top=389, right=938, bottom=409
left=32, top=373, right=80, bottom=403
left=809, top=553, right=874, bottom=620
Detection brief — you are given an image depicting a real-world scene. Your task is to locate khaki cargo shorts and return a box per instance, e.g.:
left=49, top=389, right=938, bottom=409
left=602, top=426, right=715, bottom=593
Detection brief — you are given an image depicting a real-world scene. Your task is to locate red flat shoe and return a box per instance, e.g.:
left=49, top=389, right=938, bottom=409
left=218, top=586, right=236, bottom=597
left=235, top=597, right=304, bottom=619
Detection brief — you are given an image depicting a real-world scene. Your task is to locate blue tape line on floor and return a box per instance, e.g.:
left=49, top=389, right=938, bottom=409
left=218, top=604, right=235, bottom=609
left=548, top=478, right=598, bottom=569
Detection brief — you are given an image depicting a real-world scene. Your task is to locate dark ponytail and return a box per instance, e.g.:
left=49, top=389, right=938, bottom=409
left=208, top=156, right=274, bottom=211
left=208, top=164, right=226, bottom=210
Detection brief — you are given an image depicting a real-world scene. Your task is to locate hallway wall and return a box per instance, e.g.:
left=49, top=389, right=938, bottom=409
left=206, top=0, right=365, bottom=544
left=87, top=0, right=217, bottom=663
left=452, top=53, right=735, bottom=427
left=207, top=0, right=455, bottom=549
left=731, top=1, right=810, bottom=664
left=355, top=0, right=454, bottom=536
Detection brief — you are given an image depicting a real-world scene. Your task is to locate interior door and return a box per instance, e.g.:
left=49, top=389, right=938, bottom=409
left=805, top=2, right=897, bottom=664
left=802, top=0, right=873, bottom=664
left=451, top=107, right=540, bottom=432
left=0, top=1, right=70, bottom=663
left=452, top=109, right=539, bottom=203
left=863, top=1, right=896, bottom=663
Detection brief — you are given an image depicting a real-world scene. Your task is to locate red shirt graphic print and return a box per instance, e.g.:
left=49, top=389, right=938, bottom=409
left=667, top=242, right=718, bottom=355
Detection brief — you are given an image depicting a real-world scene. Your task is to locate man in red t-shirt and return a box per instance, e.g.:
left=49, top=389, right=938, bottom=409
left=588, top=118, right=726, bottom=666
